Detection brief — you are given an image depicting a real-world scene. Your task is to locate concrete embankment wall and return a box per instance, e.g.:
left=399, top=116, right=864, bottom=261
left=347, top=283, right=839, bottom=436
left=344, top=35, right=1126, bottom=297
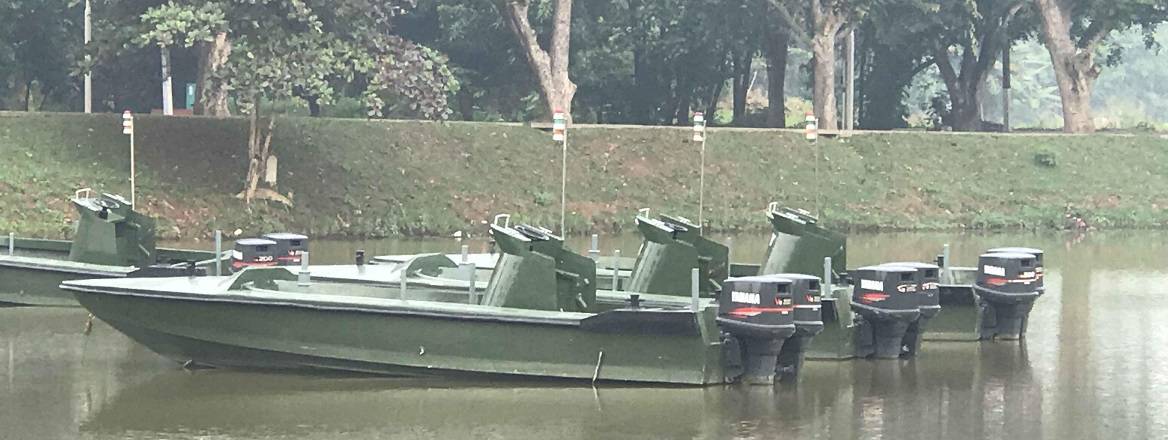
left=2, top=111, right=1165, bottom=239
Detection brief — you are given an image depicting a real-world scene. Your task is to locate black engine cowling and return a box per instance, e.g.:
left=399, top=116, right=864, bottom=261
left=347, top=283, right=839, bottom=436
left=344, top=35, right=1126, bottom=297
left=717, top=275, right=797, bottom=384
left=231, top=238, right=278, bottom=272
left=877, top=262, right=941, bottom=357
left=974, top=251, right=1043, bottom=340
left=851, top=265, right=922, bottom=359
left=262, top=232, right=309, bottom=266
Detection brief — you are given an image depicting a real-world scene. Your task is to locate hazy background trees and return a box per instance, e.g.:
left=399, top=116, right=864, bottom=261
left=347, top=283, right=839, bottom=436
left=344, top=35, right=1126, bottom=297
left=1, top=0, right=1165, bottom=132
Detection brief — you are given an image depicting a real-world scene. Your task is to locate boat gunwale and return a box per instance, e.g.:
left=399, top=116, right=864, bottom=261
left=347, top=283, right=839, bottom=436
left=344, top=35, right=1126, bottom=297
left=0, top=255, right=135, bottom=277
left=62, top=281, right=709, bottom=330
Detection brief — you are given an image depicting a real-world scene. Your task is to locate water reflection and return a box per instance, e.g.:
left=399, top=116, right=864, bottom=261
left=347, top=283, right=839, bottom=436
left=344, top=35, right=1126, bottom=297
left=7, top=231, right=1168, bottom=438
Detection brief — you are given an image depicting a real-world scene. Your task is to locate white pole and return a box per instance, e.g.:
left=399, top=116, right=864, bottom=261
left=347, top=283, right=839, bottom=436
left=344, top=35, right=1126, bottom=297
left=823, top=257, right=833, bottom=293
left=690, top=267, right=700, bottom=312
left=699, top=134, right=706, bottom=232
left=83, top=0, right=92, bottom=114
left=552, top=111, right=567, bottom=236
left=130, top=129, right=136, bottom=206
left=160, top=47, right=174, bottom=116
left=298, top=252, right=311, bottom=287
left=213, top=230, right=222, bottom=276
left=694, top=112, right=707, bottom=232
left=561, top=133, right=567, bottom=236
left=845, top=31, right=855, bottom=131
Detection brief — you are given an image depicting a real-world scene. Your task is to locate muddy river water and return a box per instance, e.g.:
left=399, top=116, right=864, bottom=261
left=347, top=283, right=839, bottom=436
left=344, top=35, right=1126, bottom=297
left=1, top=230, right=1164, bottom=439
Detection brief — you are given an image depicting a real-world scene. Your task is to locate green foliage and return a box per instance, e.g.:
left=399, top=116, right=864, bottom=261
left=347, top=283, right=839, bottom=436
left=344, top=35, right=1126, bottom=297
left=135, top=2, right=226, bottom=48
left=0, top=0, right=83, bottom=110
left=1033, top=150, right=1057, bottom=167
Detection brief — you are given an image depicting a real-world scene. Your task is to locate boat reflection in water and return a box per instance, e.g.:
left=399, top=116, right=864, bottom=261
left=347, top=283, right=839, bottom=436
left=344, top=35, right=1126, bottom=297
left=78, top=342, right=1039, bottom=439
left=714, top=342, right=1040, bottom=439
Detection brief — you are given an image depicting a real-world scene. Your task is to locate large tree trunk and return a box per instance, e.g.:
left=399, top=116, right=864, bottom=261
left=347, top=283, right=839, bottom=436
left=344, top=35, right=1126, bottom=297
left=457, top=87, right=475, bottom=121
left=705, top=81, right=723, bottom=120
left=763, top=25, right=790, bottom=128
left=809, top=1, right=842, bottom=131
left=1035, top=0, right=1097, bottom=132
left=496, top=0, right=576, bottom=120
left=810, top=35, right=837, bottom=130
left=731, top=49, right=754, bottom=123
left=194, top=32, right=232, bottom=116
left=934, top=47, right=986, bottom=132
left=860, top=40, right=914, bottom=130
left=930, top=2, right=1022, bottom=132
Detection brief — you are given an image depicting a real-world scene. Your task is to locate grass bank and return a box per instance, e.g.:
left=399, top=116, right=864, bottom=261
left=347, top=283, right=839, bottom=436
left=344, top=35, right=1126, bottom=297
left=2, top=111, right=1167, bottom=240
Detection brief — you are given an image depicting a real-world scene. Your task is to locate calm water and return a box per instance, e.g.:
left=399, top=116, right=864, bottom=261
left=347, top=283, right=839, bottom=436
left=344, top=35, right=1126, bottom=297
left=2, top=230, right=1166, bottom=439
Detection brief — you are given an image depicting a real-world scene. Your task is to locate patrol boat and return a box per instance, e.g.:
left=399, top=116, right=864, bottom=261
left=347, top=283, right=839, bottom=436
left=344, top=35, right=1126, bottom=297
left=0, top=190, right=226, bottom=306
left=62, top=218, right=812, bottom=385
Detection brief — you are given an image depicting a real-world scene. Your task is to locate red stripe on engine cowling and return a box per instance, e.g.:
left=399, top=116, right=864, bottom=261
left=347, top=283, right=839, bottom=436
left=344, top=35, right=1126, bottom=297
left=728, top=307, right=793, bottom=317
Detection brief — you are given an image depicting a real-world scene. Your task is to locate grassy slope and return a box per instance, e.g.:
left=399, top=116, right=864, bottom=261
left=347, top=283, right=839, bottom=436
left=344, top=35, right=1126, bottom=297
left=2, top=111, right=1166, bottom=239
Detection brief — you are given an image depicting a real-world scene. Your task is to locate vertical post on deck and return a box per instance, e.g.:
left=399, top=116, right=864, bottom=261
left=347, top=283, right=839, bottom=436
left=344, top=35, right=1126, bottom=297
left=213, top=230, right=222, bottom=276
left=298, top=252, right=311, bottom=287
left=690, top=268, right=700, bottom=312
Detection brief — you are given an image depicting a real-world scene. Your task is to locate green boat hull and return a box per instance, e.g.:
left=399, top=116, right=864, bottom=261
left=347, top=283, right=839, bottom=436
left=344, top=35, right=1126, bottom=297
left=68, top=276, right=728, bottom=385
left=0, top=261, right=127, bottom=306
left=1, top=238, right=222, bottom=307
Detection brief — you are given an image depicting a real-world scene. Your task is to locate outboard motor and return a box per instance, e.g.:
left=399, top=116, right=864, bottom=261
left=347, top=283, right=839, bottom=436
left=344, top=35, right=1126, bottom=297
left=481, top=217, right=595, bottom=312
left=769, top=273, right=824, bottom=380
left=851, top=265, right=922, bottom=359
left=718, top=275, right=797, bottom=384
left=68, top=191, right=158, bottom=266
left=626, top=211, right=728, bottom=296
left=262, top=233, right=309, bottom=266
left=759, top=204, right=846, bottom=280
left=986, top=247, right=1044, bottom=291
left=878, top=262, right=941, bottom=356
left=974, top=251, right=1044, bottom=340
left=231, top=238, right=278, bottom=272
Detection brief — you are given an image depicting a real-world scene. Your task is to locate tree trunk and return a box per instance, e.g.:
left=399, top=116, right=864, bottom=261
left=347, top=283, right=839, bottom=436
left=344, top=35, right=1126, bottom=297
left=809, top=0, right=842, bottom=130
left=675, top=95, right=691, bottom=126
left=764, top=25, right=790, bottom=128
left=934, top=47, right=984, bottom=132
left=810, top=34, right=837, bottom=130
left=496, top=0, right=577, bottom=121
left=24, top=80, right=32, bottom=111
left=307, top=96, right=321, bottom=117
left=731, top=52, right=752, bottom=123
left=705, top=81, right=723, bottom=120
left=859, top=40, right=915, bottom=130
left=1035, top=0, right=1098, bottom=132
left=457, top=87, right=475, bottom=120
left=194, top=32, right=232, bottom=116
left=160, top=46, right=174, bottom=115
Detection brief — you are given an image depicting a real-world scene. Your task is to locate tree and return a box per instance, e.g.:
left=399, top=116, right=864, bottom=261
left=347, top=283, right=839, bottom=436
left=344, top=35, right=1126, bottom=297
left=493, top=0, right=576, bottom=120
left=0, top=0, right=82, bottom=111
left=931, top=0, right=1030, bottom=131
left=854, top=1, right=936, bottom=129
left=136, top=2, right=227, bottom=115
left=1033, top=0, right=1168, bottom=132
left=769, top=0, right=870, bottom=130
left=763, top=3, right=792, bottom=127
left=129, top=0, right=457, bottom=202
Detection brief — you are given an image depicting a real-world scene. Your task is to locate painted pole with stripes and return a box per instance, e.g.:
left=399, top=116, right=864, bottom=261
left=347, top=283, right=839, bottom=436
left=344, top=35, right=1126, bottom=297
left=693, top=112, right=707, bottom=232
left=553, top=111, right=567, bottom=235
left=122, top=110, right=136, bottom=206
